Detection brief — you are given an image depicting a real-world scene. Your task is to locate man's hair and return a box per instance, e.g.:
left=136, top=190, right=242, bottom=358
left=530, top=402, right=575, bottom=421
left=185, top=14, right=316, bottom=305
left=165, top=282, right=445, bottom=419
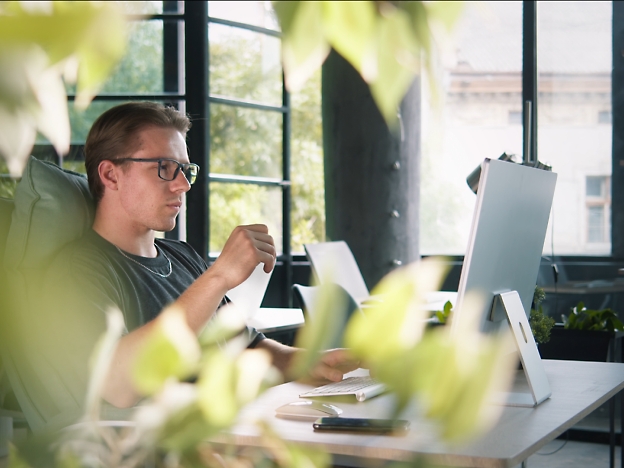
left=84, top=102, right=191, bottom=203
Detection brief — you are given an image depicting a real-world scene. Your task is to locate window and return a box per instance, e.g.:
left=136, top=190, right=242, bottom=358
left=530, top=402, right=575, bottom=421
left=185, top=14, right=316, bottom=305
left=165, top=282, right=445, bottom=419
left=207, top=1, right=325, bottom=258
left=586, top=176, right=611, bottom=244
left=598, top=110, right=612, bottom=124
left=538, top=1, right=612, bottom=255
left=420, top=1, right=523, bottom=255
left=420, top=1, right=613, bottom=257
left=509, top=110, right=523, bottom=125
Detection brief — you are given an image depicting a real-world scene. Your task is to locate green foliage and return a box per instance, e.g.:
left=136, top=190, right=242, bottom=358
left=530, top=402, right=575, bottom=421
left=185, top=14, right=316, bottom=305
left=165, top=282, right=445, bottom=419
left=274, top=0, right=463, bottom=124
left=529, top=286, right=554, bottom=344
left=533, top=285, right=546, bottom=308
left=343, top=259, right=516, bottom=442
left=529, top=306, right=555, bottom=344
left=0, top=1, right=126, bottom=176
left=563, top=302, right=624, bottom=333
left=433, top=300, right=453, bottom=324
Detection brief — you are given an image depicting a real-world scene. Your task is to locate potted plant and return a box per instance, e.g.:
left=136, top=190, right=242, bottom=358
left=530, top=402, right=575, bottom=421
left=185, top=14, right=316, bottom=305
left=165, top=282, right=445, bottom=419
left=538, top=302, right=624, bottom=362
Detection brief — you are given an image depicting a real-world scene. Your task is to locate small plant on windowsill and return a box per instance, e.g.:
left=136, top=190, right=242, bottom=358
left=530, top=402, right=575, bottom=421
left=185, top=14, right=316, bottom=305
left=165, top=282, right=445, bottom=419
left=431, top=286, right=555, bottom=345
left=562, top=302, right=624, bottom=332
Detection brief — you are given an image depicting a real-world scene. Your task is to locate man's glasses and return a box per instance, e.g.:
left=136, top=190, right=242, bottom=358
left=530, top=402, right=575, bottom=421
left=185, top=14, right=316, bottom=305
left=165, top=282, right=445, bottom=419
left=114, top=158, right=200, bottom=185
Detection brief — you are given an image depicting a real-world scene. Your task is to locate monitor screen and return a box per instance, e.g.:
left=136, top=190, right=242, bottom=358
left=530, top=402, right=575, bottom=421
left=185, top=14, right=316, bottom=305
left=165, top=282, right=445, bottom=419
left=451, top=158, right=557, bottom=335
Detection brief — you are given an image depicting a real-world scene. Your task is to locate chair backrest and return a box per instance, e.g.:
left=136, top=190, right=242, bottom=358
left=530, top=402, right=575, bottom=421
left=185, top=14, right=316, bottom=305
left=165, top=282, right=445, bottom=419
left=304, top=241, right=370, bottom=304
left=0, top=197, right=15, bottom=411
left=1, top=156, right=94, bottom=432
left=292, top=283, right=361, bottom=349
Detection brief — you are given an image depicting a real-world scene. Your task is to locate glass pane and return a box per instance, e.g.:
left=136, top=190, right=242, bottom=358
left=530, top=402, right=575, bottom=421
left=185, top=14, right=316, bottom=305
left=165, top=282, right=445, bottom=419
left=537, top=1, right=612, bottom=255
left=291, top=68, right=325, bottom=253
left=209, top=23, right=282, bottom=106
left=117, top=1, right=164, bottom=15
left=69, top=101, right=135, bottom=144
left=101, top=21, right=164, bottom=94
left=66, top=21, right=164, bottom=96
left=588, top=206, right=605, bottom=243
left=208, top=1, right=280, bottom=31
left=210, top=104, right=282, bottom=178
left=420, top=1, right=523, bottom=255
left=586, top=176, right=605, bottom=197
left=209, top=183, right=283, bottom=254
left=34, top=100, right=164, bottom=146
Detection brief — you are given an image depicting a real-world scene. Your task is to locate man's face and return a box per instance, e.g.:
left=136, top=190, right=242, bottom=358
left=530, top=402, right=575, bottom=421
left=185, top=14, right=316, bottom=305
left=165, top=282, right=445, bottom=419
left=115, top=126, right=191, bottom=233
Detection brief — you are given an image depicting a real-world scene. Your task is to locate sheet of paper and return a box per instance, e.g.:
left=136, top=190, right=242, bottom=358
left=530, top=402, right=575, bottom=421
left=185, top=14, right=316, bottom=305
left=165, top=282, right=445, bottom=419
left=225, top=263, right=273, bottom=318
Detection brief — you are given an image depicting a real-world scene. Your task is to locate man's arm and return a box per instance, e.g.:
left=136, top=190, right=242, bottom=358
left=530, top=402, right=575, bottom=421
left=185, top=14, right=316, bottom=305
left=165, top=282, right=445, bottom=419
left=102, top=224, right=276, bottom=408
left=255, top=340, right=361, bottom=383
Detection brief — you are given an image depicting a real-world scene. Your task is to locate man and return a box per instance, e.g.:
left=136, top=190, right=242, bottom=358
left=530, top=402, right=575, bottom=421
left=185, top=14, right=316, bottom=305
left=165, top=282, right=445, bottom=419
left=42, top=102, right=357, bottom=414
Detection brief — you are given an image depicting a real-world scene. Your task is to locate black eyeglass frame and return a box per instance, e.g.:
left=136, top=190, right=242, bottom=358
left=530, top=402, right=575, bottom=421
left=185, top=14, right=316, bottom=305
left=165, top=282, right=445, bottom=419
left=113, top=158, right=200, bottom=185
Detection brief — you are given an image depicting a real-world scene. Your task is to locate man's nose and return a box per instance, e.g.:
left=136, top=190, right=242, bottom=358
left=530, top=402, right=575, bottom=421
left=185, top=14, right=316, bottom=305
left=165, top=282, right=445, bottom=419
left=171, top=169, right=191, bottom=192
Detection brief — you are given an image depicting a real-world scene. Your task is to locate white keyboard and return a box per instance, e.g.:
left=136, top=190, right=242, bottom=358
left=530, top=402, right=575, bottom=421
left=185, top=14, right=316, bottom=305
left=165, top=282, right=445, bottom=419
left=299, top=376, right=386, bottom=402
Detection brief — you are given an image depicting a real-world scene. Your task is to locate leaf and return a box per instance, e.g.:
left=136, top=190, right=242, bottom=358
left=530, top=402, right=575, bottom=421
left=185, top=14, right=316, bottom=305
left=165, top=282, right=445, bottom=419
left=321, top=1, right=377, bottom=81
left=0, top=1, right=126, bottom=176
left=198, top=302, right=248, bottom=348
left=85, top=307, right=125, bottom=422
left=424, top=0, right=465, bottom=32
left=196, top=350, right=238, bottom=427
left=132, top=307, right=201, bottom=396
left=291, top=281, right=350, bottom=378
left=344, top=258, right=447, bottom=365
left=368, top=6, right=420, bottom=124
left=275, top=1, right=330, bottom=92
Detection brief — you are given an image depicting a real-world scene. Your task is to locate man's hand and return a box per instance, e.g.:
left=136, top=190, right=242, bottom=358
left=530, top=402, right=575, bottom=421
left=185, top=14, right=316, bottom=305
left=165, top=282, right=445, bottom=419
left=210, top=224, right=276, bottom=291
left=307, top=348, right=361, bottom=382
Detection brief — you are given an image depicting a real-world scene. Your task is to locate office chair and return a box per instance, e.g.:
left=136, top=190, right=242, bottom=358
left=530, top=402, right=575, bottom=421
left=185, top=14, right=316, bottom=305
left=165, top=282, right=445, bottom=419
left=1, top=156, right=96, bottom=432
left=292, top=283, right=362, bottom=349
left=303, top=241, right=370, bottom=305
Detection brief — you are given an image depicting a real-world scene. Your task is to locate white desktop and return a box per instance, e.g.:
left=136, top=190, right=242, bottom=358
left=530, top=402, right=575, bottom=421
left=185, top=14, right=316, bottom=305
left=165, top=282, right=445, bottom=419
left=451, top=158, right=557, bottom=407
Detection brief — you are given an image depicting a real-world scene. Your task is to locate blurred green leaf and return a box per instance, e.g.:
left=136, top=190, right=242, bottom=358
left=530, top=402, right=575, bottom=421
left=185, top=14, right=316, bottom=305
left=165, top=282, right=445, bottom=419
left=132, top=307, right=201, bottom=396
left=291, top=281, right=349, bottom=378
left=345, top=258, right=448, bottom=366
left=369, top=5, right=420, bottom=124
left=274, top=0, right=462, bottom=126
left=196, top=350, right=238, bottom=427
left=85, top=308, right=125, bottom=421
left=423, top=0, right=465, bottom=32
left=322, top=1, right=377, bottom=81
left=275, top=1, right=329, bottom=92
left=0, top=1, right=126, bottom=176
left=198, top=303, right=248, bottom=348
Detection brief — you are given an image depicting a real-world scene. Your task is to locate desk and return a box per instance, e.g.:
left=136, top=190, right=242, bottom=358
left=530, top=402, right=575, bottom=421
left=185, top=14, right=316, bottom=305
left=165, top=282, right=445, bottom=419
left=226, top=360, right=624, bottom=468
left=246, top=308, right=305, bottom=335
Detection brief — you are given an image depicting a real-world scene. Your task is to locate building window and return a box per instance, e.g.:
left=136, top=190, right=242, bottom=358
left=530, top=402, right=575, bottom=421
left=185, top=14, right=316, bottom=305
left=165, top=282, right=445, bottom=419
left=509, top=110, right=523, bottom=124
left=586, top=175, right=610, bottom=244
left=598, top=110, right=612, bottom=124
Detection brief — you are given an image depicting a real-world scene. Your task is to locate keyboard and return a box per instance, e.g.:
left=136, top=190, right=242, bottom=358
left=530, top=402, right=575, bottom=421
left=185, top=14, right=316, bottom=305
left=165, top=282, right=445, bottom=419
left=299, top=376, right=387, bottom=402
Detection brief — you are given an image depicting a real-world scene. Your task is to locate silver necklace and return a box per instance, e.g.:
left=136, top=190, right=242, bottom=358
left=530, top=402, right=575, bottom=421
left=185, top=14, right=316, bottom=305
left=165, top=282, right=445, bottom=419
left=115, top=243, right=172, bottom=278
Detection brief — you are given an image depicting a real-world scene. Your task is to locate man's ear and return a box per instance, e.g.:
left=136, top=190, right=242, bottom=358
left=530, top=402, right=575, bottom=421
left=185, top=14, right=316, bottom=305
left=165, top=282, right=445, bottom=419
left=98, top=160, right=120, bottom=191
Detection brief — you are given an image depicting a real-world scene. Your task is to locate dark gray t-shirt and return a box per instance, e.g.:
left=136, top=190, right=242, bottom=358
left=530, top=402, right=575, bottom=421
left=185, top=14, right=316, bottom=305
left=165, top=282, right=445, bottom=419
left=36, top=229, right=264, bottom=428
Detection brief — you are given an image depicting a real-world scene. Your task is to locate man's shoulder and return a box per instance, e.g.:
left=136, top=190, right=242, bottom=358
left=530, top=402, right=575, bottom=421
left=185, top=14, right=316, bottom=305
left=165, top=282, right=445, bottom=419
left=49, top=229, right=117, bottom=278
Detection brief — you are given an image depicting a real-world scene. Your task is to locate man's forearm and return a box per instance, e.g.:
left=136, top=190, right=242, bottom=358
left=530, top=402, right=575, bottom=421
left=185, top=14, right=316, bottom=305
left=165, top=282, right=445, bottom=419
left=102, top=270, right=229, bottom=408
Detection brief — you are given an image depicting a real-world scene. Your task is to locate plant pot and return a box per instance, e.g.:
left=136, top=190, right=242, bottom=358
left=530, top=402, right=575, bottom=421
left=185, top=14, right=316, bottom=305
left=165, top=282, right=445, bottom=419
left=538, top=326, right=614, bottom=362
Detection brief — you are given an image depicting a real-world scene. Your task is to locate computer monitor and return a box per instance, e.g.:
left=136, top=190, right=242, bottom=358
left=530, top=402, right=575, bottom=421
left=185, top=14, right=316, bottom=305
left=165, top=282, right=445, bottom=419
left=451, top=157, right=557, bottom=407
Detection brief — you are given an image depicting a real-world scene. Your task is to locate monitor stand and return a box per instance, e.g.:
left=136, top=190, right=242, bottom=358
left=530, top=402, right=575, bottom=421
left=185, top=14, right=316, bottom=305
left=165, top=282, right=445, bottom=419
left=490, top=291, right=551, bottom=407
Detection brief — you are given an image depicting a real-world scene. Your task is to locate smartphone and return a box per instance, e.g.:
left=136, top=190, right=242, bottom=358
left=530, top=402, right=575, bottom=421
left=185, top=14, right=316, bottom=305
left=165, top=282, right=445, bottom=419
left=312, top=417, right=410, bottom=433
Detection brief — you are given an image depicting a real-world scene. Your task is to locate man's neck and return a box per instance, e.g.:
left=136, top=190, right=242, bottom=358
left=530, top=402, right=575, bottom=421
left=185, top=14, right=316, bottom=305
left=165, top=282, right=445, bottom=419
left=92, top=206, right=157, bottom=258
